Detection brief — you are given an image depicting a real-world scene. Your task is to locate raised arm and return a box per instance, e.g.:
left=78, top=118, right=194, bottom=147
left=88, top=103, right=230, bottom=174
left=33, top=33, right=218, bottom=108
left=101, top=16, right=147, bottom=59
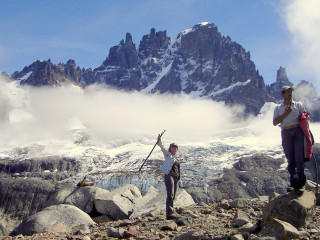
left=157, top=134, right=167, bottom=159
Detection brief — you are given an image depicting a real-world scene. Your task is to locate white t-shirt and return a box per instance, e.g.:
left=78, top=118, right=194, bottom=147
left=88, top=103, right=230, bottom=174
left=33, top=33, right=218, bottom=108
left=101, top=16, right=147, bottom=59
left=273, top=101, right=306, bottom=129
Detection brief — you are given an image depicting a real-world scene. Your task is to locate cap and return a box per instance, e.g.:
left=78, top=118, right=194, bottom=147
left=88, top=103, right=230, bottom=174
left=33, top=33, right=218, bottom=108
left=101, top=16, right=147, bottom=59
left=281, top=85, right=294, bottom=93
left=170, top=143, right=178, bottom=149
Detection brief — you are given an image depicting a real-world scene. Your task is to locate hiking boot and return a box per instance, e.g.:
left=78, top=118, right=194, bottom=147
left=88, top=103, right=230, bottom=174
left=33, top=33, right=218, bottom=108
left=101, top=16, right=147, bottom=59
left=296, top=187, right=305, bottom=196
left=287, top=187, right=295, bottom=192
left=166, top=215, right=178, bottom=220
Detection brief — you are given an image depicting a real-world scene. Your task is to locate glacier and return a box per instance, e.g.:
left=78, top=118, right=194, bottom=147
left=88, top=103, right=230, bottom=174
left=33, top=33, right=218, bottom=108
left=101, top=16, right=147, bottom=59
left=1, top=76, right=320, bottom=193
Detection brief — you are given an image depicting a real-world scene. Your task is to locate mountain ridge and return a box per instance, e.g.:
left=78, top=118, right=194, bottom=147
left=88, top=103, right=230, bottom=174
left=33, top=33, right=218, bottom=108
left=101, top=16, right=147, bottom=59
left=7, top=22, right=320, bottom=118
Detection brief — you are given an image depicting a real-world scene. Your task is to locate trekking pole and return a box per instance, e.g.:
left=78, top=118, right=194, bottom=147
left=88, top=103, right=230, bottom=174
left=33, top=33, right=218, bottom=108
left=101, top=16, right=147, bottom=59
left=312, top=153, right=319, bottom=196
left=139, top=130, right=166, bottom=171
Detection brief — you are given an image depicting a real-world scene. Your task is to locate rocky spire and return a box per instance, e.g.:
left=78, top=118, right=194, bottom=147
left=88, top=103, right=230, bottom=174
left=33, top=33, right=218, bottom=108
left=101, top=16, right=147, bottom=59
left=276, top=66, right=290, bottom=84
left=267, top=66, right=293, bottom=102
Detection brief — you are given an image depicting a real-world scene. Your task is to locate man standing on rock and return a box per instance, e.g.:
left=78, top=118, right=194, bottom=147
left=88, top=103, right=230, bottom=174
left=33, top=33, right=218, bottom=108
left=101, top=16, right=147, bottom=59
left=273, top=85, right=307, bottom=194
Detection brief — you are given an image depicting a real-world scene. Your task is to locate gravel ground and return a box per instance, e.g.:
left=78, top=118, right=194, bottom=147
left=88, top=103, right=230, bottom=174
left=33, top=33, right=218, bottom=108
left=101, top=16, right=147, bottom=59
left=2, top=198, right=320, bottom=240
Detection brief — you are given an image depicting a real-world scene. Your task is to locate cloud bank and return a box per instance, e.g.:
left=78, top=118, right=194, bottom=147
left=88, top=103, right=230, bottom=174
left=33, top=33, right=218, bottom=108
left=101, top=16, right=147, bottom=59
left=0, top=75, right=284, bottom=151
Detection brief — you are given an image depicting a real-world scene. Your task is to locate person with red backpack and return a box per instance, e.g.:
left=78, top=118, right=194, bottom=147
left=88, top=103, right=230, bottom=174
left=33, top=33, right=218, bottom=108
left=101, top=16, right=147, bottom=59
left=273, top=85, right=307, bottom=194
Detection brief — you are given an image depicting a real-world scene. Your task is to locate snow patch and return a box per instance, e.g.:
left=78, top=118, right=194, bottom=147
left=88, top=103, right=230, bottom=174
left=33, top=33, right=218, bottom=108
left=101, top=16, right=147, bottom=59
left=140, top=61, right=173, bottom=93
left=209, top=79, right=251, bottom=97
left=18, top=71, right=32, bottom=81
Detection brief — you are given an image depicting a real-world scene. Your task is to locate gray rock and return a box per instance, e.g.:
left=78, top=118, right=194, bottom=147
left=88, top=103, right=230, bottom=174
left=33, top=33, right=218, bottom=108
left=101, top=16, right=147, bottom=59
left=92, top=215, right=113, bottom=224
left=184, top=210, right=199, bottom=218
left=229, top=198, right=250, bottom=208
left=308, top=228, right=319, bottom=234
left=262, top=190, right=316, bottom=229
left=298, top=230, right=310, bottom=238
left=216, top=212, right=232, bottom=218
left=107, top=227, right=126, bottom=238
left=175, top=216, right=193, bottom=226
left=174, top=230, right=205, bottom=240
left=258, top=196, right=269, bottom=203
left=238, top=222, right=255, bottom=232
left=129, top=186, right=195, bottom=219
left=0, top=177, right=56, bottom=233
left=260, top=218, right=300, bottom=239
left=230, top=234, right=245, bottom=240
left=72, top=224, right=91, bottom=235
left=233, top=209, right=251, bottom=227
left=268, top=192, right=279, bottom=202
left=45, top=183, right=110, bottom=213
left=94, top=184, right=140, bottom=219
left=219, top=202, right=231, bottom=210
left=13, top=204, right=95, bottom=236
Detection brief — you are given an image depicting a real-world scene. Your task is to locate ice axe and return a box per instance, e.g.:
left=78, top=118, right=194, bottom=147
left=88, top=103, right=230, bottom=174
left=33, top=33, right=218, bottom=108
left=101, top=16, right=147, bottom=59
left=139, top=130, right=166, bottom=171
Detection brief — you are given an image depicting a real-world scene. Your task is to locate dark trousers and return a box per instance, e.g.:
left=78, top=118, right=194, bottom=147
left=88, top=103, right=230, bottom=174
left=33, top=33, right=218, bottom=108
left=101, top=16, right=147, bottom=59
left=164, top=174, right=178, bottom=218
left=281, top=127, right=306, bottom=189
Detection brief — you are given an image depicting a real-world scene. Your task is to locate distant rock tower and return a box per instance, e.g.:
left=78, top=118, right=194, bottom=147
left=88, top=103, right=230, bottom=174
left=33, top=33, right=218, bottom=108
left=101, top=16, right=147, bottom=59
left=276, top=66, right=289, bottom=83
left=267, top=66, right=293, bottom=101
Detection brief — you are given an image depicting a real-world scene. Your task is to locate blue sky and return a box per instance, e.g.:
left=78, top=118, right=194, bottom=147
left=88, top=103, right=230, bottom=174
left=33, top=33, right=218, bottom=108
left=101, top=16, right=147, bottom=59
left=0, top=0, right=319, bottom=88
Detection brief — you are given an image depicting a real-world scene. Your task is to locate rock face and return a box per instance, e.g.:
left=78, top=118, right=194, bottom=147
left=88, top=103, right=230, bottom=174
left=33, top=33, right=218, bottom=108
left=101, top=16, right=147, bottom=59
left=11, top=22, right=269, bottom=115
left=0, top=156, right=79, bottom=182
left=186, top=153, right=289, bottom=203
left=0, top=156, right=78, bottom=174
left=94, top=33, right=141, bottom=90
left=0, top=178, right=55, bottom=232
left=13, top=204, right=95, bottom=236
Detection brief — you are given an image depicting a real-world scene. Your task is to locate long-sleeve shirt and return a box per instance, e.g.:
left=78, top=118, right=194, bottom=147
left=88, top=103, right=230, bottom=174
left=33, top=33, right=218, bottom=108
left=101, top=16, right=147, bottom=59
left=157, top=140, right=179, bottom=176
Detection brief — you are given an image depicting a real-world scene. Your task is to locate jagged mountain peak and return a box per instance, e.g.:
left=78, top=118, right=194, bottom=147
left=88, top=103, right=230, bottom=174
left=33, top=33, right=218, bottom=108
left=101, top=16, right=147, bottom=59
left=277, top=66, right=289, bottom=83
left=125, top=32, right=133, bottom=43
left=11, top=58, right=84, bottom=87
left=9, top=22, right=295, bottom=115
left=177, top=22, right=217, bottom=39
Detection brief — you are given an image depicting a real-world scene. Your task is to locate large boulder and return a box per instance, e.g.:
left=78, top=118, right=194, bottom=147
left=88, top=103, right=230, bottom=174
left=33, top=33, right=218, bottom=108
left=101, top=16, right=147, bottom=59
left=130, top=186, right=195, bottom=219
left=0, top=178, right=56, bottom=233
left=45, top=183, right=110, bottom=213
left=259, top=218, right=300, bottom=240
left=13, top=204, right=95, bottom=236
left=93, top=184, right=142, bottom=219
left=262, top=190, right=316, bottom=229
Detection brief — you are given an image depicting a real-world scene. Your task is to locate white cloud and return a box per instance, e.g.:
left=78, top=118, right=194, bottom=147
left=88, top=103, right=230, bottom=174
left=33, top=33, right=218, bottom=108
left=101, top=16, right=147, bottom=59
left=282, top=0, right=320, bottom=90
left=0, top=75, right=284, bottom=150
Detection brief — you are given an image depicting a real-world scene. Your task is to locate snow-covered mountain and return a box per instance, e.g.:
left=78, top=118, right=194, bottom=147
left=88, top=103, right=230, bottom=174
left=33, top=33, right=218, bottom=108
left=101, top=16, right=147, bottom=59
left=12, top=22, right=268, bottom=115
left=10, top=22, right=320, bottom=119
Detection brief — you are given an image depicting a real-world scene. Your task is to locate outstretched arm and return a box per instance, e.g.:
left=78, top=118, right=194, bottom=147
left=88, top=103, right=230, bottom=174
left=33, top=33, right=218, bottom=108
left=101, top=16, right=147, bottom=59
left=157, top=134, right=167, bottom=158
